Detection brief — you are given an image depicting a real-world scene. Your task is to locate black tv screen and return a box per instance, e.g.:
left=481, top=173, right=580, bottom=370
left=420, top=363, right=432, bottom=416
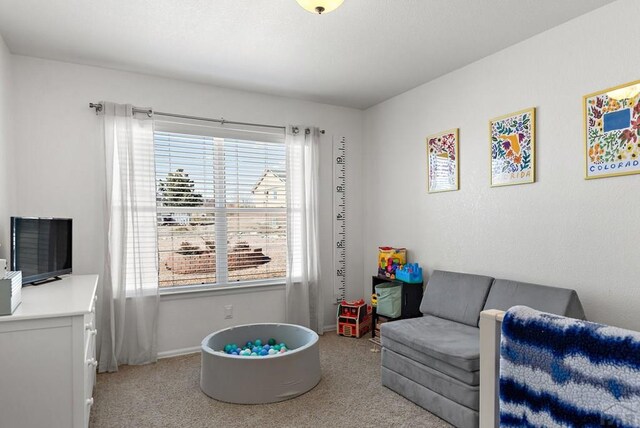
left=10, top=217, right=72, bottom=284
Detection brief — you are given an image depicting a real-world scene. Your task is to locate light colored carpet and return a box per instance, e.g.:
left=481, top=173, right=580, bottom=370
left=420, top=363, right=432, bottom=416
left=90, top=334, right=451, bottom=427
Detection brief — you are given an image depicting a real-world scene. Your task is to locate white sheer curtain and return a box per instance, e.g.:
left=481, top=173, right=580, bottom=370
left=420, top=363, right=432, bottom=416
left=285, top=127, right=322, bottom=333
left=97, top=102, right=159, bottom=373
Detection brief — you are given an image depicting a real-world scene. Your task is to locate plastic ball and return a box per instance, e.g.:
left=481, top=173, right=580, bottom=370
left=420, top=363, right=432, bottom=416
left=224, top=339, right=293, bottom=356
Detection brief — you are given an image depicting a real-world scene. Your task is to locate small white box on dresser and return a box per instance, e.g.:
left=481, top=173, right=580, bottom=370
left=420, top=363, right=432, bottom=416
left=0, top=271, right=22, bottom=315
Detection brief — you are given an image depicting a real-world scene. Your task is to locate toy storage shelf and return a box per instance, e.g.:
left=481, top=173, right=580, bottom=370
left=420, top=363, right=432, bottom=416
left=371, top=276, right=424, bottom=339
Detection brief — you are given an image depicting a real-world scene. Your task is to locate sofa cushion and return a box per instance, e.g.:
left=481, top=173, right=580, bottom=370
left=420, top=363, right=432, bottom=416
left=482, top=278, right=586, bottom=321
left=420, top=270, right=494, bottom=326
left=380, top=315, right=480, bottom=372
left=382, top=348, right=479, bottom=410
left=381, top=367, right=479, bottom=428
left=382, top=337, right=479, bottom=385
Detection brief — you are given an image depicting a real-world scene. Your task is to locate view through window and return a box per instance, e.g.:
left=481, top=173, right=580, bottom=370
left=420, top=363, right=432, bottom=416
left=154, top=128, right=287, bottom=288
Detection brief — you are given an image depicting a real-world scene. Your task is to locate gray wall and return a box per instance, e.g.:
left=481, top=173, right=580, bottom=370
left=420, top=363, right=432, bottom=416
left=363, top=0, right=640, bottom=331
left=10, top=55, right=365, bottom=354
left=0, top=34, right=13, bottom=260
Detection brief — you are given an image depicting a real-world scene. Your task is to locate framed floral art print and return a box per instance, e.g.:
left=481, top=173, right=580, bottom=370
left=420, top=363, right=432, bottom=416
left=426, top=128, right=459, bottom=193
left=584, top=79, right=640, bottom=179
left=490, top=108, right=535, bottom=187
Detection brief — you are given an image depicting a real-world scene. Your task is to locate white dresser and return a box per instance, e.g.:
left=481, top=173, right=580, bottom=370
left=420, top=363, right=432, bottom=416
left=0, top=275, right=98, bottom=428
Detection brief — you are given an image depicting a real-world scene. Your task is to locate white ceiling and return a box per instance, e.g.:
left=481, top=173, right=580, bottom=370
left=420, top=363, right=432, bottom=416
left=0, top=0, right=613, bottom=109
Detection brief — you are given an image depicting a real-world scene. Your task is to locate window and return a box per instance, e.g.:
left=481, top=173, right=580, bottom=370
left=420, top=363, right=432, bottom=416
left=154, top=120, right=287, bottom=289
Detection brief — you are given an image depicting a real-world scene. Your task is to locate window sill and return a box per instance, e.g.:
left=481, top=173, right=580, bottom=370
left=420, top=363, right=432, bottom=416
left=159, top=279, right=286, bottom=301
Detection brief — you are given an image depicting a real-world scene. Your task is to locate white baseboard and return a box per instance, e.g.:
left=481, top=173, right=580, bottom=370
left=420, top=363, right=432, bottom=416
left=158, top=346, right=200, bottom=359
left=323, top=324, right=336, bottom=333
left=160, top=326, right=337, bottom=358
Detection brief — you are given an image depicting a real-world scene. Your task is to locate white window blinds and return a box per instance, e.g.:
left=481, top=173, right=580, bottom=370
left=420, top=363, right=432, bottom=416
left=154, top=119, right=286, bottom=288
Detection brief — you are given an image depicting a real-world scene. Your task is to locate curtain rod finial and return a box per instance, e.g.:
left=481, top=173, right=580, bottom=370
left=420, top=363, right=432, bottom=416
left=89, top=102, right=103, bottom=114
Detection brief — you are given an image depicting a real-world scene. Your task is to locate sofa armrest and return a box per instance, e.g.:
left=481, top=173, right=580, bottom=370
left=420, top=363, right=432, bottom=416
left=479, top=309, right=505, bottom=428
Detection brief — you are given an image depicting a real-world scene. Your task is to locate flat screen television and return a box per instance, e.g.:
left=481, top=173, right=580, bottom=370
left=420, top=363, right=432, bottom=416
left=10, top=217, right=72, bottom=285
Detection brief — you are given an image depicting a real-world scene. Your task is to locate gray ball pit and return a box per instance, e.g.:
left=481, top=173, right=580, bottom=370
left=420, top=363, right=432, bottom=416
left=200, top=323, right=321, bottom=404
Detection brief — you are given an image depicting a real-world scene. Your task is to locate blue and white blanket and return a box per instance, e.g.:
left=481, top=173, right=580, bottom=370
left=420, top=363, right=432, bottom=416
left=500, top=305, right=640, bottom=428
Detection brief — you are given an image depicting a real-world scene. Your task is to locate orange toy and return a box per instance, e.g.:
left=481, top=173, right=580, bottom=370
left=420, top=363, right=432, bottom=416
left=337, top=299, right=372, bottom=338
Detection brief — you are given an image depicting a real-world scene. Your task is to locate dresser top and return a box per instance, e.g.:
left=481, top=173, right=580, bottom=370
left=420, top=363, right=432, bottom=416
left=0, top=274, right=98, bottom=322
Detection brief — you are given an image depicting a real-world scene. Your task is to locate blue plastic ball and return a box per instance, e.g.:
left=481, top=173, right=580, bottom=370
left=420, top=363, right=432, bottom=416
left=252, top=346, right=259, bottom=353
left=260, top=349, right=268, bottom=356
left=264, top=344, right=270, bottom=351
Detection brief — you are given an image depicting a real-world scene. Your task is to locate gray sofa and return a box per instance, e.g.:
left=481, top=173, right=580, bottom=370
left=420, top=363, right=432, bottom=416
left=380, top=270, right=585, bottom=428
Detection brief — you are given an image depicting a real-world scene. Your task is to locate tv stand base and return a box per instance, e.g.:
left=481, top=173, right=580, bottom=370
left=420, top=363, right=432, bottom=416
left=30, top=276, right=62, bottom=286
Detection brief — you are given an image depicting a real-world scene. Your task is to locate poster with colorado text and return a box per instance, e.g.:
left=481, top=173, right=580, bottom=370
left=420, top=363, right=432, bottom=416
left=585, top=80, right=640, bottom=179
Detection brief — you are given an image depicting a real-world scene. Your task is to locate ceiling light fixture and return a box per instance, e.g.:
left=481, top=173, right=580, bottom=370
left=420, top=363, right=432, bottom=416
left=296, top=0, right=344, bottom=15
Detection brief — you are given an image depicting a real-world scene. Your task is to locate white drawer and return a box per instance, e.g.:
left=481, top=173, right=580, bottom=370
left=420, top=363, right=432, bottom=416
left=84, top=330, right=97, bottom=393
left=83, top=311, right=96, bottom=346
left=84, top=326, right=96, bottom=362
left=83, top=295, right=98, bottom=427
left=84, top=395, right=94, bottom=428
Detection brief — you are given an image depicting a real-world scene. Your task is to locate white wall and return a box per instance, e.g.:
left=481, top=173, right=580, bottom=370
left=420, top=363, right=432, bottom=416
left=0, top=34, right=13, bottom=259
left=363, top=0, right=640, bottom=331
left=10, top=56, right=364, bottom=354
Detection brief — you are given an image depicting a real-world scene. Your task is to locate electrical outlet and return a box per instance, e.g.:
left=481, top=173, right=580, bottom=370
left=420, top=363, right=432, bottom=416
left=224, top=305, right=233, bottom=319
